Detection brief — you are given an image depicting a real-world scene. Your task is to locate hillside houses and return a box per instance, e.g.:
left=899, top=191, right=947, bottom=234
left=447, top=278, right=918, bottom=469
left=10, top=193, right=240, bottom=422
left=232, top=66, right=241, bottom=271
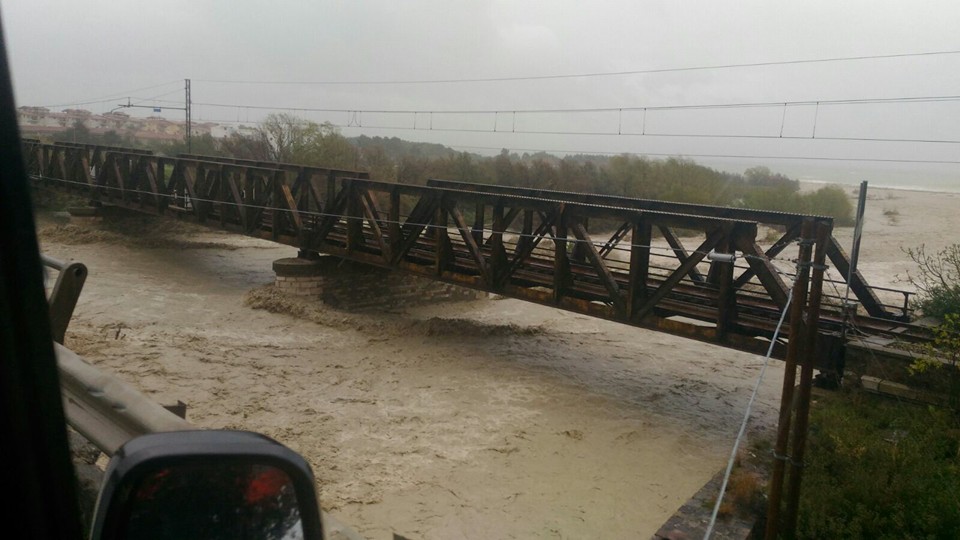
left=16, top=106, right=239, bottom=142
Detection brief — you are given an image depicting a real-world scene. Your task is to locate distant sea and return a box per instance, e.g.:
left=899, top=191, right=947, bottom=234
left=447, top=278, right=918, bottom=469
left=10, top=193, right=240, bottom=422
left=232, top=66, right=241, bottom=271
left=704, top=159, right=959, bottom=194
left=799, top=175, right=959, bottom=194
left=778, top=163, right=958, bottom=193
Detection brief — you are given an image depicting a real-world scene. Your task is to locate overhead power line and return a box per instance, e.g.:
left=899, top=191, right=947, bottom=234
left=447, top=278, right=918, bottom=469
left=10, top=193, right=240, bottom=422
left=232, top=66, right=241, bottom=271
left=192, top=111, right=960, bottom=146
left=184, top=92, right=960, bottom=145
left=434, top=144, right=960, bottom=165
left=427, top=143, right=960, bottom=166
left=186, top=93, right=960, bottom=115
left=32, top=80, right=183, bottom=109
left=193, top=114, right=960, bottom=164
left=194, top=49, right=960, bottom=86
left=334, top=122, right=960, bottom=147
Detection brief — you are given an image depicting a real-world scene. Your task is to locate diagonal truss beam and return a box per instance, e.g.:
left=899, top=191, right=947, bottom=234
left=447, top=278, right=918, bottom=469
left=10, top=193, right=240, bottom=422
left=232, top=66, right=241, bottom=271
left=634, top=227, right=727, bottom=322
left=733, top=223, right=800, bottom=290
left=658, top=225, right=706, bottom=283
left=569, top=219, right=626, bottom=316
left=447, top=202, right=491, bottom=284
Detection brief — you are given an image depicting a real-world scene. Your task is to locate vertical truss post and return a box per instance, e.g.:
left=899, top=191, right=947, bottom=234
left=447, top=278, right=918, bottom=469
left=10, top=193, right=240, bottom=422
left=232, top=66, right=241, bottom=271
left=553, top=204, right=569, bottom=305
left=472, top=201, right=485, bottom=246
left=153, top=158, right=165, bottom=213
left=517, top=209, right=534, bottom=255
left=434, top=196, right=452, bottom=275
left=346, top=180, right=361, bottom=253
left=716, top=232, right=738, bottom=342
left=324, top=171, right=336, bottom=214
left=490, top=201, right=508, bottom=278
left=271, top=173, right=281, bottom=241
left=628, top=219, right=652, bottom=318
left=571, top=216, right=589, bottom=263
left=388, top=187, right=401, bottom=261
left=218, top=168, right=228, bottom=228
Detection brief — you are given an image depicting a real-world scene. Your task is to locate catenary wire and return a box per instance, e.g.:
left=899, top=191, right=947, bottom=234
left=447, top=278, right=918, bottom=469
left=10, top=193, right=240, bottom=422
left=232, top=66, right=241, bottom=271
left=186, top=93, right=960, bottom=115
left=192, top=113, right=960, bottom=146
left=33, top=80, right=184, bottom=109
left=180, top=115, right=960, bottom=164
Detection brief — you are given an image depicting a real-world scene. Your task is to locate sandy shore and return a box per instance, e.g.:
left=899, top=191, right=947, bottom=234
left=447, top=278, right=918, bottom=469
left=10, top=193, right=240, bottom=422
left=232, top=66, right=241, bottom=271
left=37, top=183, right=958, bottom=539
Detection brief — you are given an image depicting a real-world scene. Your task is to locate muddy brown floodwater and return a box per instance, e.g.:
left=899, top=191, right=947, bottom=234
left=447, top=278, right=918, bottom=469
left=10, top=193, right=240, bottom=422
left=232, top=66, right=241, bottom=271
left=39, top=184, right=955, bottom=539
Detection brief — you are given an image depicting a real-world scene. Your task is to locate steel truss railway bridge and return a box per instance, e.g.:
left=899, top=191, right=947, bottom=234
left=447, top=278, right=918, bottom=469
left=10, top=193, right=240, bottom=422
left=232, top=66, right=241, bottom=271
left=23, top=139, right=931, bottom=376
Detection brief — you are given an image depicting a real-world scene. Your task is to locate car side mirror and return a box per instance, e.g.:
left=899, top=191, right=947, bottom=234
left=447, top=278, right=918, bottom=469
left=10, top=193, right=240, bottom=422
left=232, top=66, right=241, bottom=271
left=89, top=430, right=323, bottom=540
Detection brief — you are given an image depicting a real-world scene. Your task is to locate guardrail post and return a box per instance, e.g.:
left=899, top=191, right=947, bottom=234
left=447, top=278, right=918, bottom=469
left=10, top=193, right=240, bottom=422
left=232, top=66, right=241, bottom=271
left=42, top=255, right=87, bottom=344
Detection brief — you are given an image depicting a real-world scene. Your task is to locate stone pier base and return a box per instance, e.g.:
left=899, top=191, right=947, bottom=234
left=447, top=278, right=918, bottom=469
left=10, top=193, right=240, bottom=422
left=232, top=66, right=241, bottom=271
left=272, top=255, right=485, bottom=308
left=272, top=257, right=329, bottom=297
left=67, top=206, right=103, bottom=225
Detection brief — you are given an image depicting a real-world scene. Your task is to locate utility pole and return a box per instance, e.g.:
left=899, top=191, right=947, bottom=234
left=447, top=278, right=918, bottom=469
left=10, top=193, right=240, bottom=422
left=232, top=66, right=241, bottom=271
left=185, top=78, right=192, bottom=153
left=112, top=77, right=192, bottom=152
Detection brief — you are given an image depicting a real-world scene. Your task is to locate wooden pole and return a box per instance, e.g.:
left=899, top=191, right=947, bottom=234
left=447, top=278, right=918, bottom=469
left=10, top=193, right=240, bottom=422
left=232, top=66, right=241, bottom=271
left=782, top=219, right=832, bottom=535
left=764, top=218, right=815, bottom=540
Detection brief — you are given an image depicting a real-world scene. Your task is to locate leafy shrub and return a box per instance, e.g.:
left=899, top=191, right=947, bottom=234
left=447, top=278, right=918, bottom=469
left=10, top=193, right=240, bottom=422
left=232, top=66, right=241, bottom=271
left=739, top=184, right=854, bottom=226
left=908, top=314, right=960, bottom=413
left=797, top=392, right=960, bottom=539
left=904, top=244, right=960, bottom=320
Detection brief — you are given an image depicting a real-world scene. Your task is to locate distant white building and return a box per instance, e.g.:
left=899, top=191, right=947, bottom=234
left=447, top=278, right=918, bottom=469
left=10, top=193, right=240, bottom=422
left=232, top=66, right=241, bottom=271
left=17, top=106, right=242, bottom=142
left=210, top=123, right=259, bottom=139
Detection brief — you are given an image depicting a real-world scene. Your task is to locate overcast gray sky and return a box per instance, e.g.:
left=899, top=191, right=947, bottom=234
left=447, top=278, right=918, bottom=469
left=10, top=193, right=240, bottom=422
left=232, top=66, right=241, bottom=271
left=3, top=1, right=959, bottom=189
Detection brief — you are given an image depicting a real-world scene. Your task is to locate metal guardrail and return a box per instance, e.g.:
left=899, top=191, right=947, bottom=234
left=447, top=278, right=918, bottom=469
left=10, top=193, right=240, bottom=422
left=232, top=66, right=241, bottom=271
left=55, top=343, right=364, bottom=539
left=42, top=251, right=363, bottom=537
left=56, top=342, right=191, bottom=455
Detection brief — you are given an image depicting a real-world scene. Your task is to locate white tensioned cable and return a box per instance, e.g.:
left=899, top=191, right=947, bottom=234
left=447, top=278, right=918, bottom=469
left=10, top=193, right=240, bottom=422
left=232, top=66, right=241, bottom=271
left=703, top=286, right=794, bottom=539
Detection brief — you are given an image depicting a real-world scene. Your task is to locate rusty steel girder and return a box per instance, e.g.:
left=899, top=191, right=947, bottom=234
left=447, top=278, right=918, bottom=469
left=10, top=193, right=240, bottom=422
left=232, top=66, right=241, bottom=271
left=25, top=140, right=930, bottom=361
left=425, top=178, right=897, bottom=321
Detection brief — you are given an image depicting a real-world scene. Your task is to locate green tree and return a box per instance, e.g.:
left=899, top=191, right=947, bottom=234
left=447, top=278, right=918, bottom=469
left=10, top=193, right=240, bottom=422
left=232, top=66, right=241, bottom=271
left=743, top=166, right=800, bottom=191
left=253, top=113, right=358, bottom=169
left=558, top=157, right=594, bottom=193
left=55, top=119, right=94, bottom=144
left=604, top=154, right=642, bottom=197
left=219, top=131, right=271, bottom=161
left=527, top=158, right=559, bottom=189
left=359, top=145, right=396, bottom=182
left=396, top=155, right=429, bottom=185
left=491, top=150, right=519, bottom=186
left=157, top=133, right=221, bottom=157
left=740, top=184, right=803, bottom=213
left=801, top=185, right=855, bottom=226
